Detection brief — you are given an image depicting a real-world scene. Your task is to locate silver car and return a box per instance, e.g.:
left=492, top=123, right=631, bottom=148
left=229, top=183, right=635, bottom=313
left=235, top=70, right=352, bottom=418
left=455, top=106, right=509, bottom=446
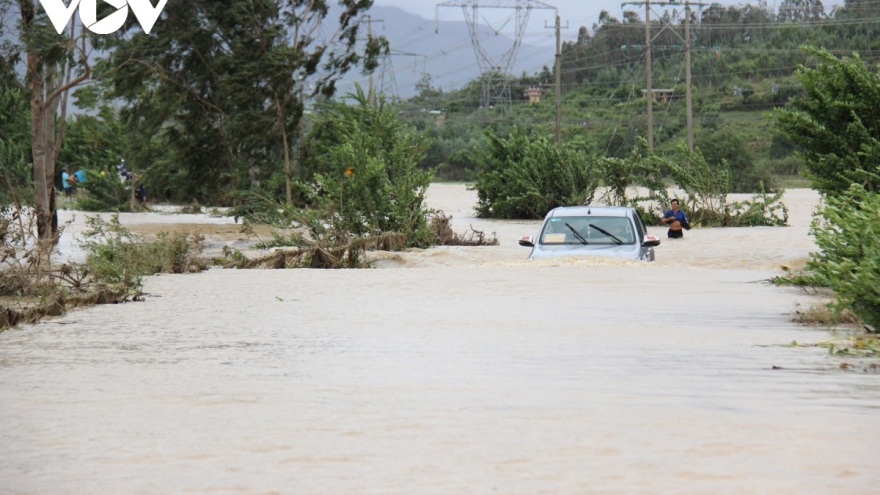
left=519, top=206, right=661, bottom=261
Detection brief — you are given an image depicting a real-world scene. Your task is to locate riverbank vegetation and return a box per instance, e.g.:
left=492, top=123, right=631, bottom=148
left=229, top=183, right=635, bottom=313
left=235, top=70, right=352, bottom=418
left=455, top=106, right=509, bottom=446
left=0, top=204, right=206, bottom=330
left=472, top=131, right=788, bottom=226
left=773, top=49, right=880, bottom=332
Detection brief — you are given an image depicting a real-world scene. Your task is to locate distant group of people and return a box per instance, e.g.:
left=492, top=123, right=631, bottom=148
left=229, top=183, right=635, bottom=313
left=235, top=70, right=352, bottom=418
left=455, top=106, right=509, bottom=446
left=60, top=159, right=147, bottom=206
left=116, top=160, right=148, bottom=205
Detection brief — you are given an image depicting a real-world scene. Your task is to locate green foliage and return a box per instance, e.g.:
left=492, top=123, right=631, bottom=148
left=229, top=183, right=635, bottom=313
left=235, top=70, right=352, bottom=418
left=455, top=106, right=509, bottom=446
left=776, top=47, right=880, bottom=195
left=472, top=127, right=599, bottom=219
left=807, top=185, right=880, bottom=330
left=596, top=143, right=667, bottom=207
left=0, top=139, right=34, bottom=209
left=98, top=0, right=387, bottom=205
left=72, top=169, right=132, bottom=212
left=80, top=215, right=206, bottom=288
left=696, top=129, right=776, bottom=193
left=57, top=108, right=126, bottom=175
left=228, top=194, right=407, bottom=269
left=0, top=87, right=33, bottom=208
left=664, top=145, right=788, bottom=226
left=302, top=88, right=436, bottom=247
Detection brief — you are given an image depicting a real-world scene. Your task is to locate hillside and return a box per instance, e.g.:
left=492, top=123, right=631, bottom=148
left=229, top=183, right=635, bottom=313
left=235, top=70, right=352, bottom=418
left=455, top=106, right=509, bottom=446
left=399, top=0, right=880, bottom=187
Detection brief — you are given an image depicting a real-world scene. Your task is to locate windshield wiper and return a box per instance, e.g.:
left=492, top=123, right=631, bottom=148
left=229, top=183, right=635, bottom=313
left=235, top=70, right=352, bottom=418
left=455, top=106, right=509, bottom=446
left=588, top=224, right=624, bottom=245
left=565, top=223, right=589, bottom=245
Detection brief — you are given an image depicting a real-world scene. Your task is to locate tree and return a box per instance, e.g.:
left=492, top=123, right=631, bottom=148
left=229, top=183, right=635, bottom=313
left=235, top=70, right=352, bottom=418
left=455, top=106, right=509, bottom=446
left=776, top=47, right=880, bottom=195
left=472, top=127, right=599, bottom=219
left=0, top=1, right=91, bottom=240
left=301, top=86, right=435, bottom=247
left=98, top=0, right=386, bottom=206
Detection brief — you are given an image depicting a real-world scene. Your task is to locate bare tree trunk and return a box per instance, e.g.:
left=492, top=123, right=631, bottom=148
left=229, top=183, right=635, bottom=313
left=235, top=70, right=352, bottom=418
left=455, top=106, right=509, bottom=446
left=44, top=63, right=61, bottom=233
left=23, top=11, right=89, bottom=242
left=275, top=94, right=292, bottom=205
left=29, top=53, right=52, bottom=241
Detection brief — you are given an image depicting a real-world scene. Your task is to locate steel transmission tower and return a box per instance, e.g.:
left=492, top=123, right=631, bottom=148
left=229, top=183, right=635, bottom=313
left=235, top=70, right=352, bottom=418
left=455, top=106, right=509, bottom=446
left=379, top=50, right=428, bottom=102
left=378, top=54, right=399, bottom=101
left=436, top=0, right=555, bottom=109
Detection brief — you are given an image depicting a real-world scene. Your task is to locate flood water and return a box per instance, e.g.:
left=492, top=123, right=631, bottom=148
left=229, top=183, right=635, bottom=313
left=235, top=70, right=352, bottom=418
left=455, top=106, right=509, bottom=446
left=2, top=185, right=879, bottom=494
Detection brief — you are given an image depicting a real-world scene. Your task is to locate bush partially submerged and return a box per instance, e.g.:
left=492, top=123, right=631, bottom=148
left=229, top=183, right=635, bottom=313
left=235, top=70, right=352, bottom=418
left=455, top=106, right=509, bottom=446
left=0, top=208, right=207, bottom=330
left=471, top=133, right=788, bottom=227
left=225, top=232, right=406, bottom=269
left=805, top=185, right=880, bottom=331
left=664, top=145, right=788, bottom=227
left=429, top=211, right=498, bottom=246
left=472, top=127, right=599, bottom=219
left=81, top=215, right=207, bottom=287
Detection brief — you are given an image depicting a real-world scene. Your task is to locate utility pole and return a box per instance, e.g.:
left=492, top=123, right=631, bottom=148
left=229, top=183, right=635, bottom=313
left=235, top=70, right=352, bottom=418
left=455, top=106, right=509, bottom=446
left=684, top=1, right=694, bottom=151
left=645, top=1, right=653, bottom=150
left=367, top=14, right=374, bottom=106
left=622, top=1, right=707, bottom=151
left=546, top=12, right=566, bottom=148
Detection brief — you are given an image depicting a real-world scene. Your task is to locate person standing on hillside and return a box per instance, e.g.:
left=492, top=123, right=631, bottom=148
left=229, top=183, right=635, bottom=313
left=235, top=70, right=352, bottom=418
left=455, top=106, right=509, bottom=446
left=660, top=199, right=690, bottom=239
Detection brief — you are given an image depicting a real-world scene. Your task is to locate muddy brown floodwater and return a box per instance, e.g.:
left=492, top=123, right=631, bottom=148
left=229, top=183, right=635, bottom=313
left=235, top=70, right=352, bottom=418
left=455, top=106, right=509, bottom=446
left=2, top=184, right=879, bottom=494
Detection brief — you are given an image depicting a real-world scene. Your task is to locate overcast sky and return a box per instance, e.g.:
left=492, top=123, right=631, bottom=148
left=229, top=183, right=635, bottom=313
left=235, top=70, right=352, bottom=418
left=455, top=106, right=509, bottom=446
left=374, top=0, right=845, bottom=41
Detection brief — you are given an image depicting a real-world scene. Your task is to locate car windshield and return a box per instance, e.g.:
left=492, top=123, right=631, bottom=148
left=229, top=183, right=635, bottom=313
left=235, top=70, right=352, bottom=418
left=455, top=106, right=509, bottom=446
left=539, top=216, right=636, bottom=245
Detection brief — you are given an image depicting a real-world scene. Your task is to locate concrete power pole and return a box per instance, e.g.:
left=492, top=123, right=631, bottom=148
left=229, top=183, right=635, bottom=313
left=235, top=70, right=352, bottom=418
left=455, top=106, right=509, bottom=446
left=623, top=0, right=706, bottom=151
left=684, top=1, right=694, bottom=151
left=645, top=1, right=653, bottom=150
left=367, top=15, right=374, bottom=106
left=547, top=13, right=564, bottom=148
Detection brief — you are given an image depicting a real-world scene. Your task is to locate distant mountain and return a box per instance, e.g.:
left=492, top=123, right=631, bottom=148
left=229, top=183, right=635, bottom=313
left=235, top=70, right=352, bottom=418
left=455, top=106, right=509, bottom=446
left=335, top=5, right=555, bottom=99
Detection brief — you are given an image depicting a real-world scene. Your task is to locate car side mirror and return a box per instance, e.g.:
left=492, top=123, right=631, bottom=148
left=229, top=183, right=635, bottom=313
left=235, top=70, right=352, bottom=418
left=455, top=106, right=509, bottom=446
left=642, top=234, right=661, bottom=248
left=518, top=235, right=535, bottom=247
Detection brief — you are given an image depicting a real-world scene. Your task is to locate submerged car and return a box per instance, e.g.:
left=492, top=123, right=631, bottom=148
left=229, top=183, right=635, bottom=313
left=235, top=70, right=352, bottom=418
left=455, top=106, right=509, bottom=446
left=519, top=206, right=661, bottom=261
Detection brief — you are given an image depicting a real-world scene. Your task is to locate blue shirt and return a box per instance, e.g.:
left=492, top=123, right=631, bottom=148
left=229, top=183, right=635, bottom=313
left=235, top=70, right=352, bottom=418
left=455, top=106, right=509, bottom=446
left=664, top=209, right=688, bottom=223
left=61, top=172, right=71, bottom=189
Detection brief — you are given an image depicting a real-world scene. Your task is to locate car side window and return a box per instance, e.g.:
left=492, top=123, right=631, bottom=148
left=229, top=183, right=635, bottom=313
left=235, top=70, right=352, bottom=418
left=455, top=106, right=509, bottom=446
left=633, top=213, right=646, bottom=239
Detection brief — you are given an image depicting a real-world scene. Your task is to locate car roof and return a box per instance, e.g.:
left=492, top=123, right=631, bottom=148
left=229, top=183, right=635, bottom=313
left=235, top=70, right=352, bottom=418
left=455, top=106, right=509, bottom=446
left=547, top=206, right=634, bottom=218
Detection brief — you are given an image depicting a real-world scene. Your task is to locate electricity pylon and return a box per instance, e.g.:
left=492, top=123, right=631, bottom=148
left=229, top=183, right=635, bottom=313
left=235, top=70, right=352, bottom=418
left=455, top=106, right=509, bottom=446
left=379, top=50, right=428, bottom=102
left=436, top=0, right=556, bottom=110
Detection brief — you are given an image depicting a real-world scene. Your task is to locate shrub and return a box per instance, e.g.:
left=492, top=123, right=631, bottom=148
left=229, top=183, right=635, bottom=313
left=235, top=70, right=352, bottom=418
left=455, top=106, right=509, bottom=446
left=472, top=127, right=599, bottom=219
left=807, top=185, right=880, bottom=330
left=290, top=88, right=435, bottom=248
left=73, top=168, right=133, bottom=212
left=665, top=145, right=788, bottom=227
left=80, top=215, right=206, bottom=288
left=695, top=129, right=776, bottom=193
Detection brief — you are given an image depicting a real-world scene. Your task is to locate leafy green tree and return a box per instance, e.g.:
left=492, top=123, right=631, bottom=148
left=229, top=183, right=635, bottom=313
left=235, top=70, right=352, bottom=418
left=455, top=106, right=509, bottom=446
left=98, top=0, right=386, bottom=206
left=300, top=87, right=435, bottom=247
left=776, top=47, right=880, bottom=195
left=807, top=185, right=880, bottom=329
left=0, top=87, right=33, bottom=207
left=696, top=129, right=776, bottom=193
left=472, top=127, right=599, bottom=219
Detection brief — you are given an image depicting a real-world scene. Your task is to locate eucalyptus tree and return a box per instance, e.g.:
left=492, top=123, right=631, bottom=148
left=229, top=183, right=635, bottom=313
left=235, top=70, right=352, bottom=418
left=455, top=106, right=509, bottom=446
left=0, top=0, right=91, bottom=240
left=97, top=0, right=386, bottom=205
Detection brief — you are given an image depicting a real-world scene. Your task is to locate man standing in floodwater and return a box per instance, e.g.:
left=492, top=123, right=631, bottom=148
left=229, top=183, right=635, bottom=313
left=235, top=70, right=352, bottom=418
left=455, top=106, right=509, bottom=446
left=661, top=199, right=690, bottom=239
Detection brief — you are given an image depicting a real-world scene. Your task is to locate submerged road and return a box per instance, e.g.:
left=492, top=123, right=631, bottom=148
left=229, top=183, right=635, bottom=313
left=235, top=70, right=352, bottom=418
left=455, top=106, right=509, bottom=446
left=1, top=185, right=878, bottom=494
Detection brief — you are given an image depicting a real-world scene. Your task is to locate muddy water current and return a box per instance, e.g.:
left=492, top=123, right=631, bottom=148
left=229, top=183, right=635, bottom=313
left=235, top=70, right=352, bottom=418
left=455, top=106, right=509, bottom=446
left=2, top=185, right=879, bottom=494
